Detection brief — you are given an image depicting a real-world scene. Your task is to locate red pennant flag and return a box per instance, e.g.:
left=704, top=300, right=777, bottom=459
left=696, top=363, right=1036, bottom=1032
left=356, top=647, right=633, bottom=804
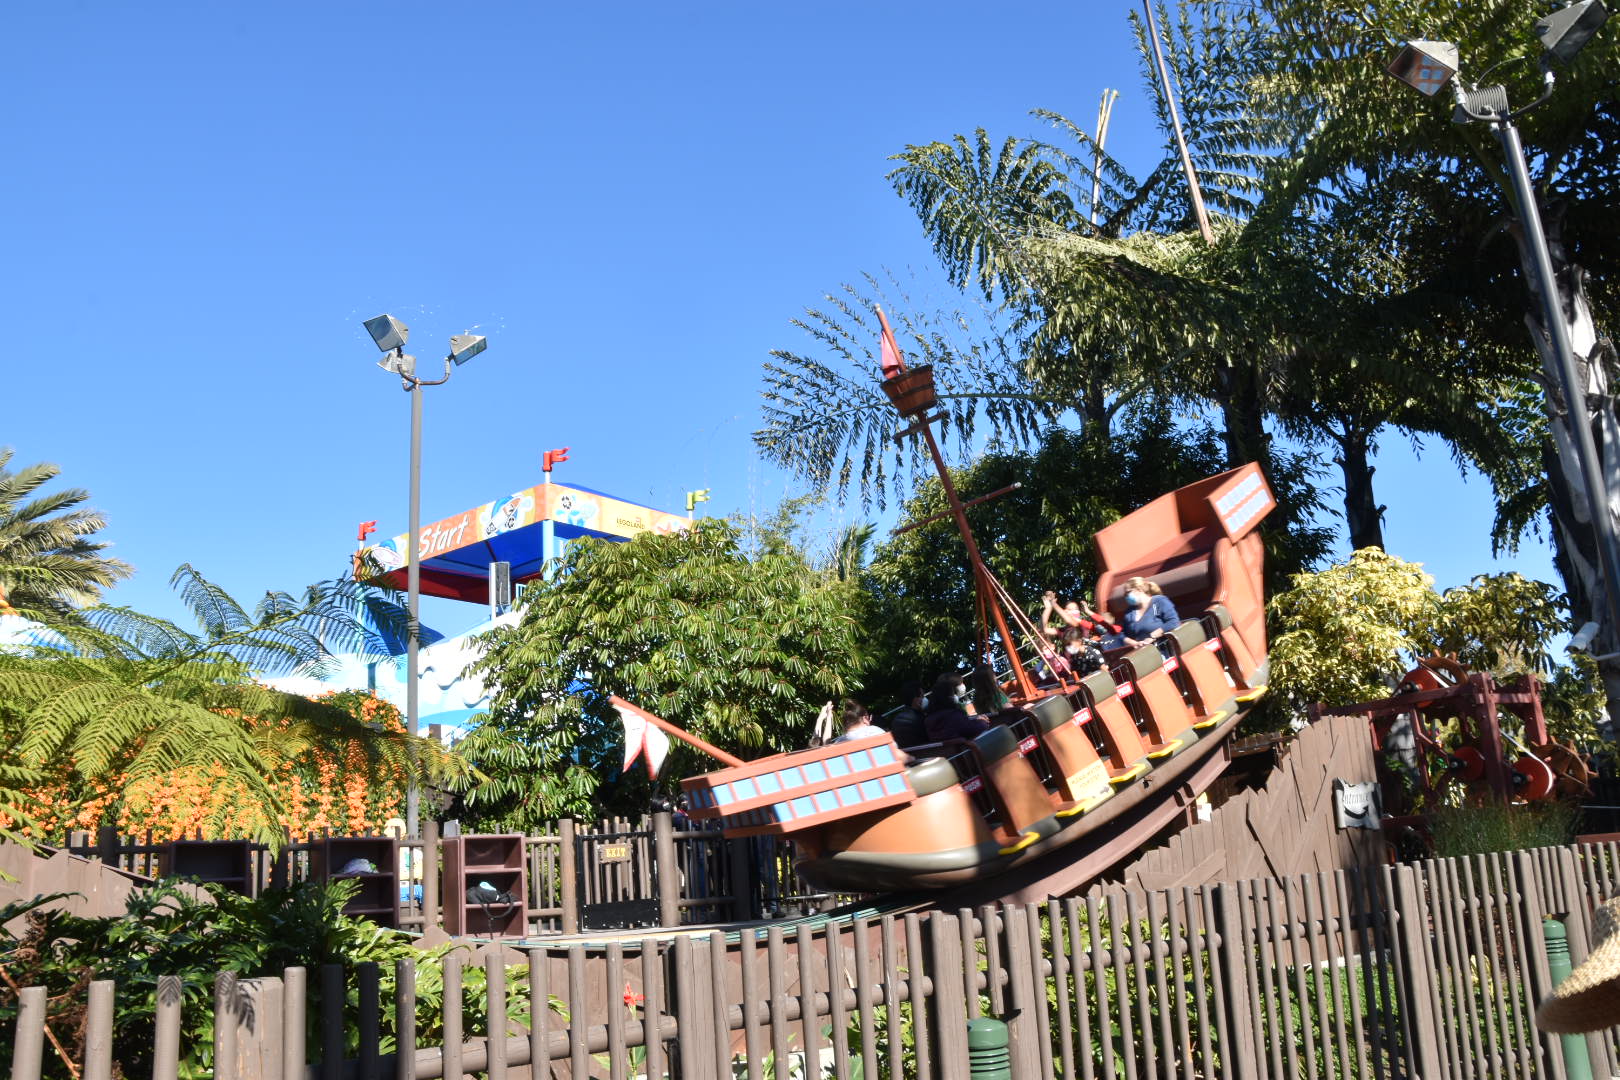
left=876, top=306, right=906, bottom=379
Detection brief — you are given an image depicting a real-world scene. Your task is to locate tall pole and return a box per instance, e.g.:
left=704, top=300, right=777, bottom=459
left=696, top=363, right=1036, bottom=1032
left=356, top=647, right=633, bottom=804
left=1142, top=0, right=1214, bottom=245
left=1496, top=117, right=1620, bottom=644
left=406, top=378, right=423, bottom=840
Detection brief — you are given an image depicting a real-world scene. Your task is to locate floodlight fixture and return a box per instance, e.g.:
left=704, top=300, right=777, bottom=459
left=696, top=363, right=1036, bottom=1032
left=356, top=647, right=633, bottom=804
left=363, top=314, right=410, bottom=353
left=1386, top=39, right=1460, bottom=95
left=449, top=333, right=487, bottom=366
left=378, top=352, right=417, bottom=378
left=1536, top=0, right=1609, bottom=65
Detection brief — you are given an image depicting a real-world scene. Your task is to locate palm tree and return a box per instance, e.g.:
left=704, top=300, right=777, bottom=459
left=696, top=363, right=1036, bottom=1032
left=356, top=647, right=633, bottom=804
left=0, top=448, right=132, bottom=621
left=0, top=564, right=467, bottom=845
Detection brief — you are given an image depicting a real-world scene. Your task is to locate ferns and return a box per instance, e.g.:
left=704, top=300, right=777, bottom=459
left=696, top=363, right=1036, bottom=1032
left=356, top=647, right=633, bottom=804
left=0, top=566, right=467, bottom=845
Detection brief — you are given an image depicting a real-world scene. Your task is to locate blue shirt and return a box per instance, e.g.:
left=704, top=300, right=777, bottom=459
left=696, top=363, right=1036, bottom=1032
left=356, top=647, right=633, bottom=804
left=1123, top=594, right=1181, bottom=640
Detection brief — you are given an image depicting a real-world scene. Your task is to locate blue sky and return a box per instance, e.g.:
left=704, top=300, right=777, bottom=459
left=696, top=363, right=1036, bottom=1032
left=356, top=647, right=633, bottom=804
left=3, top=2, right=1555, bottom=636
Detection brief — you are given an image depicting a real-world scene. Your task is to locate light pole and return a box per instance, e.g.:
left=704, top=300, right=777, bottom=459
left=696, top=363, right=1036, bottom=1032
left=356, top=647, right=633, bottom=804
left=364, top=314, right=489, bottom=839
left=1385, top=2, right=1620, bottom=653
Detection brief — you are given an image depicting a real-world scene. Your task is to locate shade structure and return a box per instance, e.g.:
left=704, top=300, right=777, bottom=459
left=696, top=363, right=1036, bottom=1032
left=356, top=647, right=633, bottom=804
left=356, top=481, right=690, bottom=602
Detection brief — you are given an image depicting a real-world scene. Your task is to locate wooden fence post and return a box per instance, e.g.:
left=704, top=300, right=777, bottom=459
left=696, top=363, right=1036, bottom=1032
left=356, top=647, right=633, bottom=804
left=653, top=810, right=679, bottom=928
left=928, top=911, right=971, bottom=1080
left=96, top=824, right=118, bottom=869
left=559, top=818, right=579, bottom=935
left=1389, top=864, right=1444, bottom=1080
left=673, top=934, right=719, bottom=1077
left=219, top=976, right=285, bottom=1080
left=998, top=904, right=1043, bottom=1079
left=1213, top=881, right=1260, bottom=1078
left=422, top=820, right=440, bottom=933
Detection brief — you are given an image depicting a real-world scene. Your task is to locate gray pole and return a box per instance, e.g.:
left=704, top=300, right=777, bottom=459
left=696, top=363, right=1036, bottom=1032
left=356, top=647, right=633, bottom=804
left=406, top=374, right=423, bottom=839
left=1497, top=117, right=1620, bottom=644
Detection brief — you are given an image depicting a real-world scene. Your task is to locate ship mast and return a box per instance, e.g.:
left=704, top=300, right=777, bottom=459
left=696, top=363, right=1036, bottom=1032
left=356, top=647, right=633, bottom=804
left=875, top=308, right=1040, bottom=703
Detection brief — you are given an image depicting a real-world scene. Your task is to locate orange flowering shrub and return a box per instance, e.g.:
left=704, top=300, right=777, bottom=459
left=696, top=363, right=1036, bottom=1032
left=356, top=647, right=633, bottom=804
left=4, top=690, right=409, bottom=842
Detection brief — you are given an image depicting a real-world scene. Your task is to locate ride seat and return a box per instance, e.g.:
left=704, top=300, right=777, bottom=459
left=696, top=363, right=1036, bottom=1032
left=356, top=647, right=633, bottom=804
left=1166, top=622, right=1240, bottom=732
left=1077, top=670, right=1152, bottom=784
left=971, top=724, right=1057, bottom=836
left=1113, top=646, right=1195, bottom=757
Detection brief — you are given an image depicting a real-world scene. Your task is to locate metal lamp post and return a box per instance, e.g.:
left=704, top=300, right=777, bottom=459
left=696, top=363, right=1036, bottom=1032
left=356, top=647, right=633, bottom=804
left=364, top=315, right=488, bottom=839
left=1385, top=2, right=1620, bottom=651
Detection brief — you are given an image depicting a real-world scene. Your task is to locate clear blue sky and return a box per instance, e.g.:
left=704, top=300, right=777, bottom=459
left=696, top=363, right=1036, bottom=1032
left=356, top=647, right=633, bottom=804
left=3, top=2, right=1556, bottom=635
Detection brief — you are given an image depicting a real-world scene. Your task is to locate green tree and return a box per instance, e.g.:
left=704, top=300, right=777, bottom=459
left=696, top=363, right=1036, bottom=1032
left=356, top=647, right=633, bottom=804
left=452, top=521, right=865, bottom=826
left=0, top=448, right=132, bottom=621
left=0, top=565, right=462, bottom=844
left=1265, top=549, right=1605, bottom=742
left=1258, top=0, right=1620, bottom=711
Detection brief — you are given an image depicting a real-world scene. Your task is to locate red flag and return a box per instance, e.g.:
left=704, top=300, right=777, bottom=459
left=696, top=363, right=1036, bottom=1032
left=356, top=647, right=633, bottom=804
left=876, top=306, right=906, bottom=379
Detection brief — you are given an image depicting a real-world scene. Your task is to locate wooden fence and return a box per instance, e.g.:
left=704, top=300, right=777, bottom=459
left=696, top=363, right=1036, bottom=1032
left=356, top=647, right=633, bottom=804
left=8, top=840, right=1620, bottom=1079
left=50, top=813, right=842, bottom=937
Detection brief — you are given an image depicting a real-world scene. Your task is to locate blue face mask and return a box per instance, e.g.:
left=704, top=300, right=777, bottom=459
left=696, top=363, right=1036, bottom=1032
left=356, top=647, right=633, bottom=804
left=1125, top=592, right=1143, bottom=610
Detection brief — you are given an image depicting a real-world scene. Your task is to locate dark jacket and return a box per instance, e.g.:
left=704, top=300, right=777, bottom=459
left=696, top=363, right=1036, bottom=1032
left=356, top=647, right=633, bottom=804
left=882, top=705, right=929, bottom=749
left=924, top=700, right=990, bottom=743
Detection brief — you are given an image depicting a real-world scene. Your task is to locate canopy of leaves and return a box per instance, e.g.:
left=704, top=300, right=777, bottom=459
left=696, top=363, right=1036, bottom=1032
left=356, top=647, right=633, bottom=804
left=1265, top=549, right=1604, bottom=741
left=0, top=447, right=132, bottom=621
left=453, top=521, right=865, bottom=825
left=0, top=566, right=463, bottom=845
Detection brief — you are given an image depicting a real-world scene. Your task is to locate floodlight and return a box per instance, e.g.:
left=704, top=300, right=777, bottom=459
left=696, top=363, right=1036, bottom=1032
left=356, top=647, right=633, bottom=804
left=1386, top=40, right=1460, bottom=95
left=363, top=314, right=410, bottom=353
left=449, top=333, right=487, bottom=366
left=1536, top=0, right=1608, bottom=65
left=378, top=352, right=417, bottom=378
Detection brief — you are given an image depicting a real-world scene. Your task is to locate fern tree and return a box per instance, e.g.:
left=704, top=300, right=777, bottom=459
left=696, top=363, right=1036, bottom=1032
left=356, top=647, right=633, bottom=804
left=0, top=448, right=132, bottom=621
left=0, top=565, right=466, bottom=844
left=1258, top=0, right=1620, bottom=713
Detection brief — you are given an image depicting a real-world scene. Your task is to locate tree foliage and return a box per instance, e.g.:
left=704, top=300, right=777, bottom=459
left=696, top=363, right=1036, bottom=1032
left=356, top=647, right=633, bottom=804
left=0, top=447, right=132, bottom=621
left=0, top=566, right=462, bottom=845
left=453, top=521, right=865, bottom=826
left=1265, top=549, right=1605, bottom=741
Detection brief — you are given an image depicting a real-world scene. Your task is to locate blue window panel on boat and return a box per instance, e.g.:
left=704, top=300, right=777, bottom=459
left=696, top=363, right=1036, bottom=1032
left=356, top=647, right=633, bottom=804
left=792, top=795, right=815, bottom=818
left=783, top=767, right=805, bottom=789
left=860, top=779, right=883, bottom=800
left=827, top=756, right=850, bottom=778
left=837, top=784, right=860, bottom=806
left=735, top=777, right=758, bottom=801
left=715, top=784, right=735, bottom=806
left=871, top=744, right=896, bottom=766
left=881, top=775, right=906, bottom=795
left=757, top=772, right=781, bottom=795
left=814, top=790, right=839, bottom=812
left=773, top=802, right=794, bottom=822
left=849, top=749, right=873, bottom=772
left=804, top=760, right=828, bottom=783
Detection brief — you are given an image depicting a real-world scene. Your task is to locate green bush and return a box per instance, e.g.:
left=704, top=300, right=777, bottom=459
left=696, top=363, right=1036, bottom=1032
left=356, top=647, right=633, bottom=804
left=0, top=879, right=552, bottom=1079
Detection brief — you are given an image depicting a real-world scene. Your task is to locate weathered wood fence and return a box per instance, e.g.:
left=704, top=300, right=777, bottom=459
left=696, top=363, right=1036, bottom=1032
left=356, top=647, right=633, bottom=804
left=9, top=839, right=1620, bottom=1079
left=51, top=813, right=840, bottom=937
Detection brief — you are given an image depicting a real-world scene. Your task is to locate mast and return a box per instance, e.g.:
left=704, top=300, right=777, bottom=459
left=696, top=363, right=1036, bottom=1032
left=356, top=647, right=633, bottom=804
left=875, top=307, right=1041, bottom=703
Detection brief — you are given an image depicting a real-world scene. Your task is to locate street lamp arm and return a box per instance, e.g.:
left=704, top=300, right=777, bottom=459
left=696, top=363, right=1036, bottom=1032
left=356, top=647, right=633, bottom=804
left=398, top=355, right=456, bottom=391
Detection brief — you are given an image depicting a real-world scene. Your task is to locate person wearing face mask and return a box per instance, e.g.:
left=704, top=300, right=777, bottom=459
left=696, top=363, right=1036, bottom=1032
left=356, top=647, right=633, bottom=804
left=923, top=672, right=991, bottom=742
left=1120, top=575, right=1181, bottom=650
left=1056, top=625, right=1105, bottom=676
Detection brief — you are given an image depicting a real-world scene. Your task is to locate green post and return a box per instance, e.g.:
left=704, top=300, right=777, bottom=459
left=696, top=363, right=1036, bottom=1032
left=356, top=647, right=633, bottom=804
left=967, top=1018, right=1011, bottom=1080
left=1543, top=917, right=1594, bottom=1080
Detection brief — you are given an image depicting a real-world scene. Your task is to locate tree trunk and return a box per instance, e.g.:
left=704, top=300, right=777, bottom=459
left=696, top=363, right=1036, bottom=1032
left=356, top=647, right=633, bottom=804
left=1216, top=362, right=1269, bottom=468
left=1335, top=427, right=1386, bottom=552
left=1511, top=212, right=1620, bottom=727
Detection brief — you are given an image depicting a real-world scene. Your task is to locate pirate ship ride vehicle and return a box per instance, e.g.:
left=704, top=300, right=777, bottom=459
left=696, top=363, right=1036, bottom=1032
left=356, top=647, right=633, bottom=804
left=673, top=318, right=1278, bottom=893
